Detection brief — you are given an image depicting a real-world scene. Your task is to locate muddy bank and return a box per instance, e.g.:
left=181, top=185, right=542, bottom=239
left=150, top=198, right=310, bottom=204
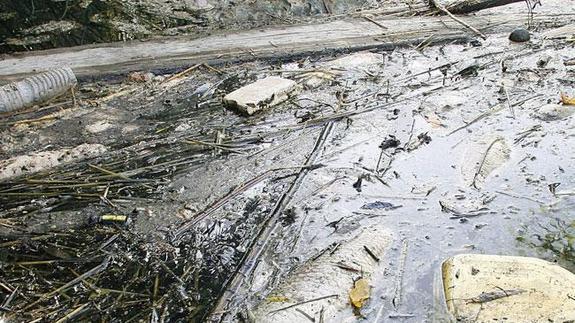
left=0, top=0, right=394, bottom=53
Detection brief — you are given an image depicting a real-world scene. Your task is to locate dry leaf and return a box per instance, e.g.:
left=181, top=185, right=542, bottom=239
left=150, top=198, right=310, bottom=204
left=349, top=278, right=371, bottom=309
left=561, top=92, right=575, bottom=105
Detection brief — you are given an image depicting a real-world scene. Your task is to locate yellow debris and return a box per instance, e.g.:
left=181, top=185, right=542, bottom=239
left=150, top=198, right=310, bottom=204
left=560, top=92, right=575, bottom=105
left=349, top=278, right=370, bottom=309
left=266, top=296, right=289, bottom=303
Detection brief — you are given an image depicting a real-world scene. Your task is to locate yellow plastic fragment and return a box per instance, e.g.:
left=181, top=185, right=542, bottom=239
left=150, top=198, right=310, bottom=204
left=560, top=92, right=575, bottom=105
left=101, top=214, right=127, bottom=222
left=349, top=278, right=370, bottom=309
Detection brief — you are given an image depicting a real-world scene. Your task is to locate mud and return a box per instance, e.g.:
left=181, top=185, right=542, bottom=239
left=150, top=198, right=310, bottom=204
left=0, top=0, right=575, bottom=322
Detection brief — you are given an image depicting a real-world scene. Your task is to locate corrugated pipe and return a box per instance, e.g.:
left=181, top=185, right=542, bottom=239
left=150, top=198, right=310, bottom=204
left=0, top=67, right=77, bottom=113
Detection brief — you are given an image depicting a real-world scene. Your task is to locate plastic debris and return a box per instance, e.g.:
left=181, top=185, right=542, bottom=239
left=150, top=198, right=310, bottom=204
left=0, top=67, right=77, bottom=113
left=89, top=214, right=129, bottom=225
left=349, top=278, right=370, bottom=309
left=442, top=254, right=575, bottom=322
left=266, top=296, right=289, bottom=303
left=561, top=92, right=575, bottom=105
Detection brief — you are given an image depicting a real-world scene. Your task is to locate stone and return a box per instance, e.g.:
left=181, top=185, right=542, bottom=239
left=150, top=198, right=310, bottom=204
left=223, top=77, right=298, bottom=115
left=509, top=28, right=530, bottom=42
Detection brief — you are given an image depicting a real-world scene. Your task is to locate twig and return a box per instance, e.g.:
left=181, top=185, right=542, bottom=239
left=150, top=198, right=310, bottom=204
left=269, top=294, right=339, bottom=314
left=471, top=137, right=503, bottom=189
left=447, top=95, right=540, bottom=136
left=392, top=240, right=408, bottom=309
left=88, top=164, right=131, bottom=181
left=389, top=313, right=416, bottom=318
left=430, top=0, right=487, bottom=40
left=212, top=123, right=334, bottom=318
left=54, top=303, right=90, bottom=323
left=495, top=190, right=545, bottom=205
left=1, top=114, right=58, bottom=126
left=362, top=16, right=388, bottom=30
left=502, top=83, right=514, bottom=118
left=162, top=64, right=201, bottom=83
left=183, top=139, right=245, bottom=154
left=173, top=164, right=323, bottom=238
left=22, top=257, right=110, bottom=311
left=363, top=245, right=381, bottom=262
left=295, top=308, right=316, bottom=322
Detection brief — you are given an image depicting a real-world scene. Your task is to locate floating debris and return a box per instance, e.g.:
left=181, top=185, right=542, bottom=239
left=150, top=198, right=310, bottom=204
left=325, top=52, right=384, bottom=69
left=443, top=254, right=575, bottom=322
left=349, top=278, right=371, bottom=310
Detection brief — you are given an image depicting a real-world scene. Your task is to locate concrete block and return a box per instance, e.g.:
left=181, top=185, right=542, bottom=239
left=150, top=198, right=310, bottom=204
left=223, top=76, right=298, bottom=115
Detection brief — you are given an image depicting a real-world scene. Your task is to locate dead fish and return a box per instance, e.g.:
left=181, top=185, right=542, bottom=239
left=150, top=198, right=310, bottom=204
left=252, top=226, right=392, bottom=323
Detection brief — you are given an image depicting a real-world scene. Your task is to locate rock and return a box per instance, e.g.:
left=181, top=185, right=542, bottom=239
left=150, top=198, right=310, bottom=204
left=536, top=103, right=575, bottom=121
left=223, top=77, right=298, bottom=115
left=0, top=144, right=108, bottom=180
left=509, top=28, right=530, bottom=42
left=127, top=71, right=154, bottom=83
left=443, top=254, right=575, bottom=322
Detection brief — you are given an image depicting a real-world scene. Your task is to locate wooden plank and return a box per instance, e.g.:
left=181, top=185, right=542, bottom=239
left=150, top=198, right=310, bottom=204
left=0, top=12, right=573, bottom=81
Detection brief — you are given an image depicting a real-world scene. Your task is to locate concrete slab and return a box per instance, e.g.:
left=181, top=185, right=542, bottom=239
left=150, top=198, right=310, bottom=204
left=223, top=76, right=298, bottom=115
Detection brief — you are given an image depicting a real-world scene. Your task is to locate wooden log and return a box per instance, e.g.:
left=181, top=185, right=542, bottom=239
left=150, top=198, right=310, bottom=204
left=436, top=0, right=526, bottom=14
